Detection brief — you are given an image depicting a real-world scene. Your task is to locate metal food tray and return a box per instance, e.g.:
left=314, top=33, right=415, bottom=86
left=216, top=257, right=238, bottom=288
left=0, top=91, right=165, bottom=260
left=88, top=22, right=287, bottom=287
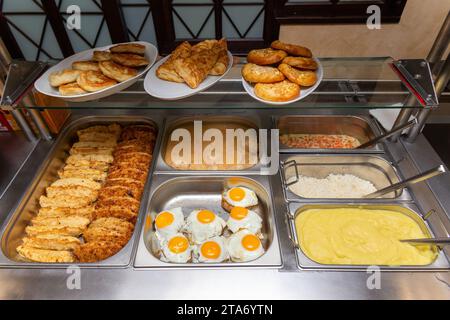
left=134, top=175, right=282, bottom=268
left=280, top=154, right=412, bottom=202
left=286, top=203, right=450, bottom=271
left=275, top=115, right=384, bottom=153
left=154, top=115, right=273, bottom=175
left=0, top=115, right=163, bottom=268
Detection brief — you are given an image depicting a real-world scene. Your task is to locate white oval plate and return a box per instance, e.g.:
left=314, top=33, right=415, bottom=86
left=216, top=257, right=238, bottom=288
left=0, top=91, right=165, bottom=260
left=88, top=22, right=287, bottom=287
left=144, top=51, right=233, bottom=100
left=34, top=41, right=158, bottom=102
left=241, top=57, right=323, bottom=105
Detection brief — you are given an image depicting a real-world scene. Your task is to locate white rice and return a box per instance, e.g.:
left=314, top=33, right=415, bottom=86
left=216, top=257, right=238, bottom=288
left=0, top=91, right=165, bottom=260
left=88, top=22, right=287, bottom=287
left=287, top=173, right=377, bottom=198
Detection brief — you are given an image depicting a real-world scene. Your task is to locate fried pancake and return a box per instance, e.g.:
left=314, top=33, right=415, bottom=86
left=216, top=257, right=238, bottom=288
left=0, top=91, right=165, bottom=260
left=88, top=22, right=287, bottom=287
left=121, top=124, right=157, bottom=142
left=92, top=50, right=112, bottom=62
left=110, top=43, right=145, bottom=55
left=94, top=205, right=138, bottom=222
left=57, top=168, right=107, bottom=182
left=247, top=48, right=287, bottom=65
left=63, top=162, right=110, bottom=172
left=99, top=60, right=138, bottom=82
left=242, top=63, right=285, bottom=83
left=282, top=56, right=318, bottom=70
left=49, top=69, right=81, bottom=87
left=50, top=178, right=102, bottom=190
left=156, top=41, right=191, bottom=83
left=278, top=63, right=317, bottom=86
left=271, top=40, right=312, bottom=58
left=254, top=80, right=300, bottom=102
left=25, top=224, right=85, bottom=237
left=17, top=244, right=75, bottom=263
left=74, top=240, right=124, bottom=262
left=22, top=234, right=81, bottom=251
left=107, top=168, right=147, bottom=183
left=39, top=194, right=95, bottom=208
left=66, top=154, right=114, bottom=165
left=69, top=146, right=114, bottom=156
left=72, top=60, right=100, bottom=72
left=113, top=151, right=151, bottom=164
left=109, top=161, right=148, bottom=174
left=96, top=196, right=141, bottom=213
left=37, top=206, right=95, bottom=221
left=111, top=53, right=149, bottom=67
left=59, top=82, right=87, bottom=96
left=77, top=70, right=117, bottom=92
left=72, top=140, right=117, bottom=148
left=103, top=178, right=144, bottom=199
left=46, top=185, right=98, bottom=201
left=77, top=124, right=122, bottom=139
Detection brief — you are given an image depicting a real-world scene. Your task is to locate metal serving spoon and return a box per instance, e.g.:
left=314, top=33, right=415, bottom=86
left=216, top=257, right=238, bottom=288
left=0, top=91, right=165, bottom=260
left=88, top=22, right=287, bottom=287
left=363, top=165, right=447, bottom=198
left=400, top=237, right=450, bottom=247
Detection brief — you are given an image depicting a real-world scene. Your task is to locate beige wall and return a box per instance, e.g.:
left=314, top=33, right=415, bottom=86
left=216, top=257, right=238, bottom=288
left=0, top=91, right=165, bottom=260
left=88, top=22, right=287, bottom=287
left=279, top=0, right=450, bottom=59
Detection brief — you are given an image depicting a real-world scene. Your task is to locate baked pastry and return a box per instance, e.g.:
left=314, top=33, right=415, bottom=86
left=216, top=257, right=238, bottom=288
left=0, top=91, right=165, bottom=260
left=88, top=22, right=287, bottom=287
left=247, top=48, right=287, bottom=65
left=173, top=43, right=220, bottom=88
left=49, top=69, right=81, bottom=87
left=156, top=41, right=192, bottom=83
left=209, top=39, right=228, bottom=76
left=98, top=60, right=137, bottom=82
left=271, top=40, right=312, bottom=58
left=59, top=82, right=87, bottom=96
left=93, top=50, right=112, bottom=61
left=282, top=56, right=318, bottom=70
left=77, top=70, right=117, bottom=92
left=72, top=61, right=100, bottom=72
left=110, top=43, right=145, bottom=55
left=111, top=53, right=149, bottom=67
left=242, top=63, right=285, bottom=83
left=254, top=80, right=300, bottom=102
left=278, top=63, right=317, bottom=86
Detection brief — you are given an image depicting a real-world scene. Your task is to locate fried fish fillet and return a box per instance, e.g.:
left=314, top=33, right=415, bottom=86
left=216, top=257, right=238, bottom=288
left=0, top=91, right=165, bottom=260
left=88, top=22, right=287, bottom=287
left=39, top=194, right=95, bottom=208
left=25, top=225, right=85, bottom=237
left=69, top=146, right=115, bottom=156
left=63, top=162, right=110, bottom=172
left=57, top=168, right=107, bottom=182
left=17, top=244, right=75, bottom=263
left=66, top=154, right=114, bottom=165
left=31, top=215, right=90, bottom=229
left=22, top=234, right=81, bottom=251
left=77, top=131, right=119, bottom=143
left=46, top=185, right=99, bottom=201
left=96, top=196, right=141, bottom=213
left=37, top=206, right=95, bottom=221
left=72, top=140, right=117, bottom=148
left=74, top=240, right=124, bottom=263
left=77, top=124, right=121, bottom=140
left=50, top=178, right=102, bottom=190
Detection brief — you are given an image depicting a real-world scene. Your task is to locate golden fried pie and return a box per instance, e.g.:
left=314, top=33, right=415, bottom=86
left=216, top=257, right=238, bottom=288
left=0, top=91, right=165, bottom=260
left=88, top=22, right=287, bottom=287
left=72, top=61, right=100, bottom=72
left=282, top=56, right=318, bottom=70
left=254, top=80, right=300, bottom=102
left=247, top=48, right=287, bottom=65
left=93, top=50, right=112, bottom=61
left=271, top=40, right=312, bottom=58
left=99, top=60, right=138, bottom=82
left=59, top=82, right=87, bottom=96
left=110, top=43, right=145, bottom=55
left=111, top=53, right=149, bottom=67
left=77, top=70, right=117, bottom=92
left=156, top=41, right=192, bottom=83
left=278, top=63, right=317, bottom=87
left=49, top=69, right=81, bottom=87
left=242, top=63, right=285, bottom=83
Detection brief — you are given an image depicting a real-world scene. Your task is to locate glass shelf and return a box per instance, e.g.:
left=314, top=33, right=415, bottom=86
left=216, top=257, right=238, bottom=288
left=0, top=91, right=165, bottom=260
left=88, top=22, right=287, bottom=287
left=22, top=57, right=428, bottom=110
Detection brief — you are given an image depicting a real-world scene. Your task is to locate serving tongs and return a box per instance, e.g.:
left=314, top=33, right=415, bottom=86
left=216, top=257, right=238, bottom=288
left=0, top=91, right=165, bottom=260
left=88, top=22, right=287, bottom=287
left=356, top=118, right=417, bottom=149
left=363, top=165, right=447, bottom=198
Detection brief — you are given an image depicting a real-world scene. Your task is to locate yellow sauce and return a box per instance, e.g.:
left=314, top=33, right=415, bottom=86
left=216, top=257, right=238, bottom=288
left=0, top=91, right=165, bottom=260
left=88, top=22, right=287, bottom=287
left=295, top=208, right=437, bottom=266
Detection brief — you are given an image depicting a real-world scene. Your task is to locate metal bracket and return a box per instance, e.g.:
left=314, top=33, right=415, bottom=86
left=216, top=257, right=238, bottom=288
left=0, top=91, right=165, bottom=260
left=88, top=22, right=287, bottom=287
left=391, top=59, right=438, bottom=107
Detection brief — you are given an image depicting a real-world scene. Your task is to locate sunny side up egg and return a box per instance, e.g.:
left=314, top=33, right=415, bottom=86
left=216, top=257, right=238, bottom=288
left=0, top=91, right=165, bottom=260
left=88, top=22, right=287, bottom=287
left=184, top=209, right=226, bottom=244
left=161, top=233, right=192, bottom=263
left=154, top=207, right=185, bottom=240
left=226, top=229, right=265, bottom=262
left=227, top=206, right=263, bottom=234
left=194, top=236, right=229, bottom=263
left=223, top=187, right=258, bottom=208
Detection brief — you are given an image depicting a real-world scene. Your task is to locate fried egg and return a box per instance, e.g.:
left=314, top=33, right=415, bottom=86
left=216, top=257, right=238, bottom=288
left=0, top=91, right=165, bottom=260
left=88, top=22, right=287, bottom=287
left=161, top=233, right=192, bottom=263
left=227, top=206, right=263, bottom=234
left=226, top=229, right=264, bottom=262
left=154, top=207, right=185, bottom=240
left=184, top=209, right=226, bottom=244
left=223, top=187, right=258, bottom=208
left=194, top=236, right=229, bottom=263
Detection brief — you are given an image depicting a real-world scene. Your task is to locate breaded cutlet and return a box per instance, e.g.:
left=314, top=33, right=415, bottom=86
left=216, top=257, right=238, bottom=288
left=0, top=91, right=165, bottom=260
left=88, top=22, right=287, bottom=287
left=107, top=168, right=147, bottom=183
left=94, top=205, right=138, bottom=222
left=25, top=224, right=86, bottom=237
left=109, top=161, right=149, bottom=174
left=113, top=144, right=152, bottom=157
left=46, top=185, right=99, bottom=201
left=84, top=217, right=134, bottom=243
left=66, top=154, right=114, bottom=165
left=39, top=194, right=95, bottom=208
left=96, top=196, right=141, bottom=213
left=74, top=240, right=124, bottom=262
left=17, top=244, right=75, bottom=263
left=113, top=152, right=151, bottom=165
left=37, top=206, right=95, bottom=221
left=21, top=234, right=81, bottom=251
left=31, top=215, right=90, bottom=229
left=57, top=168, right=107, bottom=181
left=103, top=178, right=144, bottom=199
left=121, top=125, right=156, bottom=141
left=51, top=178, right=102, bottom=190
left=98, top=185, right=135, bottom=200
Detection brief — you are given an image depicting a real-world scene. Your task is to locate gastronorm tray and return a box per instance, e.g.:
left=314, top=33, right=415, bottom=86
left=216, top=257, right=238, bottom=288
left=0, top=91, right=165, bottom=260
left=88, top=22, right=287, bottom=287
left=134, top=175, right=282, bottom=268
left=153, top=115, right=275, bottom=175
left=0, top=115, right=163, bottom=268
left=280, top=154, right=412, bottom=202
left=275, top=115, right=384, bottom=153
left=286, top=203, right=450, bottom=271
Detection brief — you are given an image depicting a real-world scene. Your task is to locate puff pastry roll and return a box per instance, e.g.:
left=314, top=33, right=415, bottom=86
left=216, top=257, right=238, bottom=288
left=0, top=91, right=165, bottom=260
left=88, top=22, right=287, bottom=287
left=156, top=41, right=191, bottom=83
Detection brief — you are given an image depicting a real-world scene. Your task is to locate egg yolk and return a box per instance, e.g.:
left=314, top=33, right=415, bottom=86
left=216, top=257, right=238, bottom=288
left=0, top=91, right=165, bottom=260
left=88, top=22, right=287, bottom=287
left=201, top=241, right=221, bottom=259
left=197, top=210, right=216, bottom=224
left=229, top=187, right=245, bottom=202
left=155, top=211, right=174, bottom=229
left=168, top=236, right=189, bottom=254
left=242, top=234, right=261, bottom=251
left=230, top=206, right=249, bottom=220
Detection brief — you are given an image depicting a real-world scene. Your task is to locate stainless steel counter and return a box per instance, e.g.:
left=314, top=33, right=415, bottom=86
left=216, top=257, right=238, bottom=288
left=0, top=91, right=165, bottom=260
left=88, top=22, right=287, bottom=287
left=0, top=108, right=449, bottom=300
